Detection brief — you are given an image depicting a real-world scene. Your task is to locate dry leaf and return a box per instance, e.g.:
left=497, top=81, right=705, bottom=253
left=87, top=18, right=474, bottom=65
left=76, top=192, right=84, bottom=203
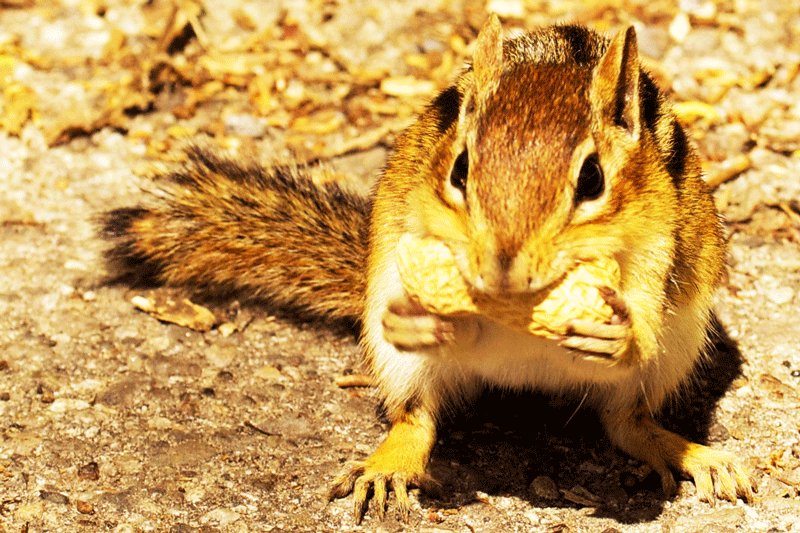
left=131, top=294, right=216, bottom=332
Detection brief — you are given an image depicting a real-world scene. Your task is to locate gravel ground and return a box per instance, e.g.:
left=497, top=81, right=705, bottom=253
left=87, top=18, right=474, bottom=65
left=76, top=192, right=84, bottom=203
left=1, top=1, right=799, bottom=532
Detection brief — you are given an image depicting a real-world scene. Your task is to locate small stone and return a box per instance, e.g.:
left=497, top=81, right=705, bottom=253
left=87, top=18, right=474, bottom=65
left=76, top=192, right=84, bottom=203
left=530, top=475, right=560, bottom=500
left=218, top=322, right=237, bottom=337
left=76, top=500, right=94, bottom=514
left=0, top=392, right=9, bottom=401
left=77, top=461, right=100, bottom=481
left=201, top=507, right=241, bottom=527
left=767, top=287, right=795, bottom=306
left=81, top=290, right=97, bottom=301
left=216, top=370, right=234, bottom=381
left=0, top=360, right=9, bottom=371
left=708, top=421, right=730, bottom=441
left=39, top=490, right=69, bottom=505
left=223, top=113, right=267, bottom=138
left=39, top=386, right=55, bottom=404
left=255, top=365, right=282, bottom=382
left=49, top=399, right=91, bottom=412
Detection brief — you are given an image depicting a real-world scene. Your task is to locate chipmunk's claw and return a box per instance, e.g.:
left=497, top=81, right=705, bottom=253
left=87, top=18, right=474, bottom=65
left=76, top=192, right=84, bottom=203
left=681, top=446, right=755, bottom=504
left=328, top=460, right=363, bottom=501
left=329, top=461, right=419, bottom=524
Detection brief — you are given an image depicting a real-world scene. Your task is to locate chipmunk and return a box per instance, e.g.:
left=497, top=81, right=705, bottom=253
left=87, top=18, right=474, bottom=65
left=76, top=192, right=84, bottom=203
left=102, top=15, right=755, bottom=523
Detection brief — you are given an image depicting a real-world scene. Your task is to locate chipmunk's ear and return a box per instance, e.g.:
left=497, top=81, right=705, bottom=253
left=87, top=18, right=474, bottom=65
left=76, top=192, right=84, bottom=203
left=473, top=14, right=504, bottom=92
left=591, top=26, right=641, bottom=140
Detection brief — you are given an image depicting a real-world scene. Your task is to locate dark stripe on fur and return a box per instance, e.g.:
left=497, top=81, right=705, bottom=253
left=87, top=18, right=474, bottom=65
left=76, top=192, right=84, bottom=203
left=101, top=207, right=165, bottom=285
left=553, top=25, right=595, bottom=64
left=666, top=120, right=689, bottom=186
left=431, top=86, right=461, bottom=134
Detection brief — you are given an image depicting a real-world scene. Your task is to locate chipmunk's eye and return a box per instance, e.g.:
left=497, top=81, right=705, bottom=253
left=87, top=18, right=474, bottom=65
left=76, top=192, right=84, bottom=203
left=575, top=153, right=604, bottom=203
left=450, top=149, right=469, bottom=194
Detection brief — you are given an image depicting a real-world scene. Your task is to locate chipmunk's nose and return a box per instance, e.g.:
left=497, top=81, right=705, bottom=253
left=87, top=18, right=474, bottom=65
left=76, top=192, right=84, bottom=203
left=474, top=248, right=530, bottom=295
left=474, top=247, right=558, bottom=295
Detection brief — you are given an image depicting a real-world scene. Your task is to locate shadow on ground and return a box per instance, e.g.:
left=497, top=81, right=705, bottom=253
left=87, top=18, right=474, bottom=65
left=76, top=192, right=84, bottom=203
left=418, top=315, right=744, bottom=524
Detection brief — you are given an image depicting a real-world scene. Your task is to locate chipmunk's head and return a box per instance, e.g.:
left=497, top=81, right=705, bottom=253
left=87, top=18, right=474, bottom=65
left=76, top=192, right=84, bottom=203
left=414, top=15, right=679, bottom=296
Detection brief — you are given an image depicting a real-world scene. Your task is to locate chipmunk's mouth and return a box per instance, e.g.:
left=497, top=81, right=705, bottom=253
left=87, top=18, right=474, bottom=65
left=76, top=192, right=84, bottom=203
left=453, top=244, right=569, bottom=298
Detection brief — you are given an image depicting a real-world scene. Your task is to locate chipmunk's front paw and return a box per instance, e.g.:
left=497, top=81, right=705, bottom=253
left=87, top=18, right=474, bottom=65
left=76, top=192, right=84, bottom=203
left=382, top=296, right=453, bottom=351
left=559, top=286, right=632, bottom=363
left=382, top=296, right=478, bottom=352
left=681, top=444, right=755, bottom=504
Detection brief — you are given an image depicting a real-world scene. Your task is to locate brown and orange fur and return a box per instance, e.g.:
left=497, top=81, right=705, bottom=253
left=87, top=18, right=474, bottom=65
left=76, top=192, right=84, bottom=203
left=102, top=16, right=754, bottom=524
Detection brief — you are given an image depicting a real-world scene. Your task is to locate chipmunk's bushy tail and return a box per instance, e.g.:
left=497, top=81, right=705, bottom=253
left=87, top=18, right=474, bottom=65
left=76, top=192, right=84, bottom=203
left=100, top=147, right=370, bottom=324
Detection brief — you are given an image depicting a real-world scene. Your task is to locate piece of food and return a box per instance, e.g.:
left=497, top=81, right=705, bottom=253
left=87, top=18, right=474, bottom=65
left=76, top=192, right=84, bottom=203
left=396, top=234, right=621, bottom=338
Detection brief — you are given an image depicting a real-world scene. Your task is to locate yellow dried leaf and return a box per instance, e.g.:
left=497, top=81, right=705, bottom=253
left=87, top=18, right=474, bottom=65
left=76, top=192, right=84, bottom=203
left=291, top=110, right=345, bottom=134
left=131, top=294, right=216, bottom=332
left=0, top=83, right=37, bottom=135
left=673, top=101, right=719, bottom=125
left=396, top=234, right=620, bottom=338
left=380, top=76, right=436, bottom=97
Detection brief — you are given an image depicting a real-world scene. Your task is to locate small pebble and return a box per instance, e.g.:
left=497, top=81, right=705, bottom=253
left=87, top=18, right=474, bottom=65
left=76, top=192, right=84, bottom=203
left=256, top=365, right=282, bottom=382
left=81, top=290, right=97, bottom=301
left=49, top=399, right=91, bottom=412
left=39, top=490, right=69, bottom=505
left=767, top=287, right=795, bottom=305
left=201, top=507, right=241, bottom=527
left=216, top=370, right=234, bottom=381
left=223, top=113, right=267, bottom=138
left=76, top=500, right=94, bottom=514
left=218, top=322, right=237, bottom=337
left=0, top=392, right=9, bottom=401
left=39, top=386, right=55, bottom=404
left=530, top=475, right=560, bottom=500
left=77, top=461, right=100, bottom=481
